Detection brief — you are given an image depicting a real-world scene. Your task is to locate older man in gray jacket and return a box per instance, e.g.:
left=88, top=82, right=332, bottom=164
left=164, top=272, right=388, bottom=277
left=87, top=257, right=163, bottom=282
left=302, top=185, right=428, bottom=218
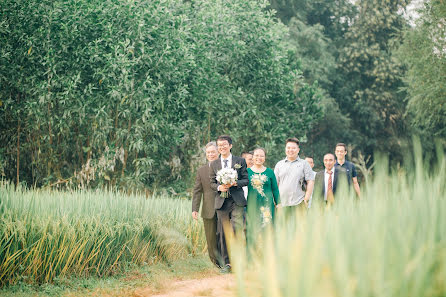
left=192, top=142, right=220, bottom=268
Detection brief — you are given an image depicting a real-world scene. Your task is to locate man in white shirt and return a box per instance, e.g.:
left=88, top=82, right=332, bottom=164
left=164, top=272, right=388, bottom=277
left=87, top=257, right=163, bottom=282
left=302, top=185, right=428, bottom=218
left=241, top=151, right=253, bottom=199
left=274, top=138, right=314, bottom=216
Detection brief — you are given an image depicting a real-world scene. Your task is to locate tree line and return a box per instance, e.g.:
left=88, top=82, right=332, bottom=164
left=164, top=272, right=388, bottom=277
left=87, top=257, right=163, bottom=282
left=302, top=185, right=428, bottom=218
left=1, top=0, right=445, bottom=191
left=270, top=0, right=445, bottom=162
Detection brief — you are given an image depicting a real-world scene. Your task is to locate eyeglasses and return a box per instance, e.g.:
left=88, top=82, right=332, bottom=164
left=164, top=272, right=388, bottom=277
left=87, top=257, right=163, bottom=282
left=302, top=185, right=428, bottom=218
left=217, top=143, right=229, bottom=148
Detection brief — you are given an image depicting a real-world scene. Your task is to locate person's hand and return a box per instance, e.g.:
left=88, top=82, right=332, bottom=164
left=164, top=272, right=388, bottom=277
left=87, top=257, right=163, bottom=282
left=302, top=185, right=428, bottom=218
left=276, top=203, right=282, bottom=209
left=304, top=198, right=309, bottom=207
left=192, top=211, right=199, bottom=220
left=218, top=184, right=229, bottom=192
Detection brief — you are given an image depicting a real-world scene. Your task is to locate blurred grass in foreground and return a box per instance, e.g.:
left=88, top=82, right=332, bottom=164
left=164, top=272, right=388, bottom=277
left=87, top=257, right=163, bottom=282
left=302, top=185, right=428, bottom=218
left=0, top=188, right=206, bottom=287
left=234, top=141, right=446, bottom=297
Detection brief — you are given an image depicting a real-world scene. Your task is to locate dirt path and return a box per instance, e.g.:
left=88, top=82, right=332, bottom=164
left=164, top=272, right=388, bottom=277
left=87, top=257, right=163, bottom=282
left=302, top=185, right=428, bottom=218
left=133, top=274, right=236, bottom=297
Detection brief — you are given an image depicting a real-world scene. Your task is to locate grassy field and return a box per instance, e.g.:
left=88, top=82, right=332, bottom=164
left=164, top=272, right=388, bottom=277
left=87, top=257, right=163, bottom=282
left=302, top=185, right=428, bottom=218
left=0, top=186, right=207, bottom=288
left=1, top=143, right=445, bottom=297
left=234, top=149, right=446, bottom=297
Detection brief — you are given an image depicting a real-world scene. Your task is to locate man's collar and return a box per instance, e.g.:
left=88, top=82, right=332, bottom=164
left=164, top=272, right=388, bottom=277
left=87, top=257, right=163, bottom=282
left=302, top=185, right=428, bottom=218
left=325, top=167, right=335, bottom=174
left=285, top=156, right=300, bottom=163
left=222, top=153, right=232, bottom=160
left=336, top=159, right=345, bottom=166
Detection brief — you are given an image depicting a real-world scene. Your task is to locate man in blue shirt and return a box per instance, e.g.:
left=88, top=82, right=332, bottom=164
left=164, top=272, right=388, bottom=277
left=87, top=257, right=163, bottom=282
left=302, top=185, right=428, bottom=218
left=334, top=143, right=361, bottom=197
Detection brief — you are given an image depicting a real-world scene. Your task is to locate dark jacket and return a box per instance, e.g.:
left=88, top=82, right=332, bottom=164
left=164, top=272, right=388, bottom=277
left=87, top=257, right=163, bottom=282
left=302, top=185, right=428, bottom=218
left=209, top=156, right=249, bottom=209
left=314, top=167, right=348, bottom=201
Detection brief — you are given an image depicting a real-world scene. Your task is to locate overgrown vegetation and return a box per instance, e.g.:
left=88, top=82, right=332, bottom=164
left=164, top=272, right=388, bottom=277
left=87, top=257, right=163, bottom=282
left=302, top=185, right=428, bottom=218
left=0, top=186, right=206, bottom=287
left=1, top=0, right=445, bottom=190
left=0, top=0, right=322, bottom=190
left=398, top=0, right=446, bottom=141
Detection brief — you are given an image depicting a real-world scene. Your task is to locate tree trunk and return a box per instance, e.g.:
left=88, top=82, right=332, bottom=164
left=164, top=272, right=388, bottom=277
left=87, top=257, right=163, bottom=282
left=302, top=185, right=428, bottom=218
left=16, top=120, right=20, bottom=187
left=121, top=118, right=132, bottom=177
left=47, top=102, right=53, bottom=177
left=207, top=113, right=211, bottom=143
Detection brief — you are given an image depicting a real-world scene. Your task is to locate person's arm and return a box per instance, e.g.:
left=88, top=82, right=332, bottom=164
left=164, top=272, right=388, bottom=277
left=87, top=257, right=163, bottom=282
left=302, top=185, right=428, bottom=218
left=233, top=158, right=248, bottom=188
left=270, top=170, right=281, bottom=207
left=350, top=163, right=361, bottom=197
left=210, top=162, right=229, bottom=192
left=304, top=180, right=314, bottom=204
left=352, top=177, right=361, bottom=197
left=192, top=169, right=203, bottom=220
left=209, top=161, right=219, bottom=191
left=274, top=163, right=280, bottom=186
left=303, top=161, right=315, bottom=205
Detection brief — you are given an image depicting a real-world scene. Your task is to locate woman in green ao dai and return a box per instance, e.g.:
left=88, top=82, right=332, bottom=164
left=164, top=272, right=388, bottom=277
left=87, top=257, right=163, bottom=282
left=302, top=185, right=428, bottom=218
left=247, top=148, right=281, bottom=243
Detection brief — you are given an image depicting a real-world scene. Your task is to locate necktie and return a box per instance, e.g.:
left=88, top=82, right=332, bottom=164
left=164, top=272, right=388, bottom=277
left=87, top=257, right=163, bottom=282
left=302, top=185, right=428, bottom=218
left=224, top=159, right=228, bottom=168
left=327, top=170, right=334, bottom=203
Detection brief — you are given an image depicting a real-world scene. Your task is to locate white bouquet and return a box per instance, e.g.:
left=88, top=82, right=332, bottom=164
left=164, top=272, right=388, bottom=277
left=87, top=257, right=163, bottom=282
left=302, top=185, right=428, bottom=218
left=216, top=168, right=238, bottom=198
left=250, top=173, right=268, bottom=197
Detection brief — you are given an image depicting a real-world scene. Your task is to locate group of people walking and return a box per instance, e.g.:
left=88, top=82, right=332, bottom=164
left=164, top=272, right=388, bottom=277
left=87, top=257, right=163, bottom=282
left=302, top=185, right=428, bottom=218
left=192, top=135, right=360, bottom=273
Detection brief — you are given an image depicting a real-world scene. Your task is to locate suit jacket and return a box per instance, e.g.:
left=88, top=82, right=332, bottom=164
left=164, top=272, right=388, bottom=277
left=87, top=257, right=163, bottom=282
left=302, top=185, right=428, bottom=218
left=192, top=164, right=216, bottom=219
left=210, top=156, right=249, bottom=209
left=314, top=167, right=348, bottom=201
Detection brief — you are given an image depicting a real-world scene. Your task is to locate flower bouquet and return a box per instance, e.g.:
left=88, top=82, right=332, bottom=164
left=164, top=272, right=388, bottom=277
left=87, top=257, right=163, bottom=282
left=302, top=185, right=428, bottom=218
left=260, top=206, right=272, bottom=227
left=216, top=167, right=238, bottom=198
left=250, top=173, right=268, bottom=197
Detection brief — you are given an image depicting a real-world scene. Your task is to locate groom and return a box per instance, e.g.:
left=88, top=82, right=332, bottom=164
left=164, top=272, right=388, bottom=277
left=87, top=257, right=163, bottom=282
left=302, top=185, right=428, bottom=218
left=210, top=135, right=248, bottom=272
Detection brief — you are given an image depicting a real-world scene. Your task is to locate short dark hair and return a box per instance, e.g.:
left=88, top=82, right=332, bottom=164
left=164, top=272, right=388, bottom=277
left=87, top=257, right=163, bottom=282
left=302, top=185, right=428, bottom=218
left=324, top=153, right=335, bottom=159
left=286, top=137, right=299, bottom=146
left=241, top=151, right=253, bottom=157
left=335, top=143, right=347, bottom=151
left=217, top=135, right=232, bottom=145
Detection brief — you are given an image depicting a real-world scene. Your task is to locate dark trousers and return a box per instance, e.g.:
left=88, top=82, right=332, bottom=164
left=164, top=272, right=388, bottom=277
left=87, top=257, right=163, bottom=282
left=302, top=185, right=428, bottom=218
left=203, top=214, right=219, bottom=267
left=216, top=198, right=245, bottom=265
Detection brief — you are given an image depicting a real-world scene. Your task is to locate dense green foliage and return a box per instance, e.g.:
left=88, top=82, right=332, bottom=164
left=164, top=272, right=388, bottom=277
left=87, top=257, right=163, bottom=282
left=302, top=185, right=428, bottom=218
left=271, top=0, right=359, bottom=161
left=1, top=0, right=445, bottom=188
left=273, top=0, right=445, bottom=166
left=0, top=0, right=322, bottom=189
left=399, top=0, right=446, bottom=140
left=234, top=145, right=446, bottom=297
left=335, top=0, right=410, bottom=156
left=0, top=184, right=205, bottom=287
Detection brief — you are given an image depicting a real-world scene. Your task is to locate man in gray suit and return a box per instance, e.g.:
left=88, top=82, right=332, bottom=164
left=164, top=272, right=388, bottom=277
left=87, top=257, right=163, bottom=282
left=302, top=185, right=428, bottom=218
left=314, top=153, right=348, bottom=204
left=210, top=135, right=249, bottom=271
left=192, top=142, right=220, bottom=268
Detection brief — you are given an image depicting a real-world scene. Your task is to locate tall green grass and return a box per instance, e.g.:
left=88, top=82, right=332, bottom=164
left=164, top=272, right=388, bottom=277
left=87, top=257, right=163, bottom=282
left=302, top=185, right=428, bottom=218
left=234, top=146, right=446, bottom=297
left=0, top=187, right=206, bottom=287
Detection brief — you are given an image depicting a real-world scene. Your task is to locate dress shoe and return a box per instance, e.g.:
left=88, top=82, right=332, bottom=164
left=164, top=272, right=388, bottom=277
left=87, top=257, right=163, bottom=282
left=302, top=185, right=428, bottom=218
left=220, top=264, right=231, bottom=274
